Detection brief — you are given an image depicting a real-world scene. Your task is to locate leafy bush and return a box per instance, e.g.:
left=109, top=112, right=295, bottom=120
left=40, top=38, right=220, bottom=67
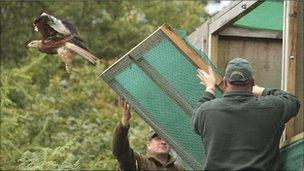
left=0, top=53, right=149, bottom=170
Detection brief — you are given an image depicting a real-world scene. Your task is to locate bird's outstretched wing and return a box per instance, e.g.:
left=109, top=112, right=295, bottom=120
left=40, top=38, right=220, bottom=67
left=33, top=12, right=77, bottom=38
left=45, top=13, right=76, bottom=36
left=65, top=42, right=100, bottom=66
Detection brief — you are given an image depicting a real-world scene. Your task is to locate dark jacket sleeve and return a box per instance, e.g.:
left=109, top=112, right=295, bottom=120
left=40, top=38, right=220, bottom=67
left=198, top=91, right=216, bottom=104
left=112, top=121, right=137, bottom=170
left=262, top=88, right=300, bottom=123
left=192, top=91, right=216, bottom=135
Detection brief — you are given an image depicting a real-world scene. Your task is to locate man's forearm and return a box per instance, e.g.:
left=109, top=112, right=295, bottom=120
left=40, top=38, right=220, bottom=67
left=112, top=121, right=138, bottom=170
left=205, top=86, right=216, bottom=95
left=252, top=85, right=265, bottom=96
left=198, top=91, right=216, bottom=104
left=112, top=121, right=130, bottom=157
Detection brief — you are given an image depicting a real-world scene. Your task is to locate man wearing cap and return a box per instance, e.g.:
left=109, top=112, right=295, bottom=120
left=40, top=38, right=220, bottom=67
left=112, top=97, right=184, bottom=170
left=192, top=57, right=300, bottom=170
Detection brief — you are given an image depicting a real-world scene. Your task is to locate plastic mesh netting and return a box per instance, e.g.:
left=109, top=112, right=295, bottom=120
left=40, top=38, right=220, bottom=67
left=144, top=38, right=222, bottom=108
left=101, top=25, right=216, bottom=169
left=115, top=64, right=204, bottom=168
left=280, top=139, right=304, bottom=170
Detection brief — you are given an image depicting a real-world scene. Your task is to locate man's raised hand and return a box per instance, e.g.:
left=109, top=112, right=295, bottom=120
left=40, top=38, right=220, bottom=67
left=197, top=66, right=216, bottom=95
left=119, top=97, right=131, bottom=127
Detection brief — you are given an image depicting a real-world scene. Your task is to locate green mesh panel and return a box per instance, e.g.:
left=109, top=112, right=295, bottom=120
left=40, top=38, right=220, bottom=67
left=115, top=63, right=204, bottom=168
left=144, top=39, right=222, bottom=108
left=101, top=28, right=223, bottom=169
left=174, top=29, right=224, bottom=77
left=280, top=139, right=304, bottom=170
left=233, top=1, right=283, bottom=31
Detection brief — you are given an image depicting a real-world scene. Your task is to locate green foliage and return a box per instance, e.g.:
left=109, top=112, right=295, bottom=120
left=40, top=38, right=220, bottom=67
left=1, top=1, right=208, bottom=169
left=0, top=54, right=149, bottom=170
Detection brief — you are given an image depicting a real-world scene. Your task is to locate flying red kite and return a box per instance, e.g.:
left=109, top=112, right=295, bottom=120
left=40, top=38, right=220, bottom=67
left=28, top=12, right=100, bottom=73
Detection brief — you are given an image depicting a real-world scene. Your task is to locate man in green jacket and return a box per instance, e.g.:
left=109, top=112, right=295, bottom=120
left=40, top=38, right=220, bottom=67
left=112, top=98, right=184, bottom=170
left=192, top=57, right=300, bottom=170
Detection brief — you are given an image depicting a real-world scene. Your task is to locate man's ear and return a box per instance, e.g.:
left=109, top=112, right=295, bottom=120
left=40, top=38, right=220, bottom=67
left=223, top=77, right=228, bottom=88
left=251, top=77, right=255, bottom=86
left=147, top=141, right=151, bottom=150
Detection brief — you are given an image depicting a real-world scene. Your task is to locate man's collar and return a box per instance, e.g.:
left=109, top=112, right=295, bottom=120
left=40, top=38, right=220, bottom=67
left=146, top=153, right=176, bottom=166
left=223, top=91, right=254, bottom=97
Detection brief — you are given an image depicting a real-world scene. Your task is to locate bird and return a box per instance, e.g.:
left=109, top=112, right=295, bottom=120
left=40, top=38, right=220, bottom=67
left=29, top=12, right=100, bottom=73
left=27, top=36, right=100, bottom=74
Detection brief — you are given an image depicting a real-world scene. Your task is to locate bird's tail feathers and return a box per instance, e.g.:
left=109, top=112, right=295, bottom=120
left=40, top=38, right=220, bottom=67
left=66, top=42, right=100, bottom=66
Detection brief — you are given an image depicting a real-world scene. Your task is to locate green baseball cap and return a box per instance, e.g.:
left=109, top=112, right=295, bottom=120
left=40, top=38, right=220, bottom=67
left=225, top=57, right=253, bottom=85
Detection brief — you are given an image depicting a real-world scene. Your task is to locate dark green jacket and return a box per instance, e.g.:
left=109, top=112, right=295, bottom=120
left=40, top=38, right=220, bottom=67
left=112, top=121, right=184, bottom=171
left=192, top=88, right=300, bottom=170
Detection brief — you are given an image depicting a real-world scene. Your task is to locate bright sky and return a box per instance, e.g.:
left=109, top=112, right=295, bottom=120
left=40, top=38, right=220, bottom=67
left=205, top=1, right=231, bottom=15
